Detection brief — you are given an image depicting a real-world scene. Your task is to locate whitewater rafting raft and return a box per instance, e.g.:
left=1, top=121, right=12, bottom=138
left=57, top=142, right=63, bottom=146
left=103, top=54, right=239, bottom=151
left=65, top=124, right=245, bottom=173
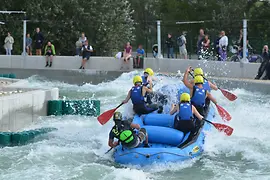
left=113, top=101, right=215, bottom=166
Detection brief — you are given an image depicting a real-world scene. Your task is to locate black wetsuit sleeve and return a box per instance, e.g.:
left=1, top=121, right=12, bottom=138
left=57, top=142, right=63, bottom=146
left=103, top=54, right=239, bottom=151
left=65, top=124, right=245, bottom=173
left=109, top=129, right=115, bottom=140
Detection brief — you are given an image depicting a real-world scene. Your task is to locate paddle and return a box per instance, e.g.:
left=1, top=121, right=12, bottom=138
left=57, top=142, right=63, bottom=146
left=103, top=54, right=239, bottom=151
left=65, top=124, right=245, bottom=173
left=203, top=119, right=233, bottom=136
left=201, top=76, right=237, bottom=101
left=105, top=147, right=113, bottom=154
left=97, top=103, right=123, bottom=125
left=218, top=88, right=237, bottom=101
left=188, top=72, right=231, bottom=121
left=190, top=69, right=237, bottom=101
left=215, top=104, right=231, bottom=121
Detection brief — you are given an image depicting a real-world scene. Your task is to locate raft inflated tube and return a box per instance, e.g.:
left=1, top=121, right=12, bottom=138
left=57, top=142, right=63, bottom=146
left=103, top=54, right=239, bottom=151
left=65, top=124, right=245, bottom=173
left=143, top=125, right=184, bottom=146
left=144, top=114, right=175, bottom=127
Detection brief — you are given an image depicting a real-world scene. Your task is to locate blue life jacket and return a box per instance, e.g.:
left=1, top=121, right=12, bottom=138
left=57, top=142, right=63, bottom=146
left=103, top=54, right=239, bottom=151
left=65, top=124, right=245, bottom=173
left=191, top=85, right=206, bottom=107
left=203, top=80, right=211, bottom=92
left=141, top=75, right=148, bottom=86
left=177, top=102, right=193, bottom=121
left=131, top=86, right=145, bottom=105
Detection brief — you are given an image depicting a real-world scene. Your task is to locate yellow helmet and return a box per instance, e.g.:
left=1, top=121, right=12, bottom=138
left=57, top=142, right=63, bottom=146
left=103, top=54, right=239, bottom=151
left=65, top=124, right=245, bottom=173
left=194, top=75, right=204, bottom=84
left=133, top=75, right=143, bottom=85
left=144, top=68, right=154, bottom=76
left=194, top=68, right=204, bottom=76
left=180, top=93, right=190, bottom=102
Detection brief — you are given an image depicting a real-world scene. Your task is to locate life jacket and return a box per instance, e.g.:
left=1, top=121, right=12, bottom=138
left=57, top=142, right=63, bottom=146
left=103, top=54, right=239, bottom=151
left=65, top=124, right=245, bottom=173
left=191, top=85, right=206, bottom=107
left=177, top=102, right=193, bottom=121
left=82, top=45, right=92, bottom=56
left=131, top=86, right=145, bottom=105
left=141, top=76, right=149, bottom=86
left=111, top=122, right=135, bottom=145
left=203, top=80, right=211, bottom=92
left=46, top=45, right=52, bottom=52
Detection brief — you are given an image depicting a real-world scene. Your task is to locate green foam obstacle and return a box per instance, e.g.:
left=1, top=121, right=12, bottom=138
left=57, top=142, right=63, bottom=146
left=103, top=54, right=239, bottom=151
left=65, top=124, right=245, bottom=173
left=11, top=132, right=29, bottom=145
left=0, top=127, right=57, bottom=147
left=8, top=73, right=16, bottom=78
left=47, top=100, right=100, bottom=117
left=0, top=132, right=11, bottom=146
left=47, top=100, right=63, bottom=116
left=0, top=74, right=16, bottom=79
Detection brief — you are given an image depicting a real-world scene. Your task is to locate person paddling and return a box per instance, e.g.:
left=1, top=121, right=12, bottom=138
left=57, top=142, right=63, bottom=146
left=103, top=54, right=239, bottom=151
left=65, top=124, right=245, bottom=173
left=192, top=68, right=218, bottom=92
left=141, top=68, right=167, bottom=105
left=122, top=75, right=163, bottom=115
left=183, top=67, right=218, bottom=117
left=170, top=93, right=204, bottom=133
left=108, top=112, right=150, bottom=149
left=188, top=67, right=218, bottom=112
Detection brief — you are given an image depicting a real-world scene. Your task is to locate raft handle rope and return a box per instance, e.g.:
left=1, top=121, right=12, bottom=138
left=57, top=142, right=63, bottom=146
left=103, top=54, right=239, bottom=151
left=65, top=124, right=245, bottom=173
left=118, top=151, right=193, bottom=158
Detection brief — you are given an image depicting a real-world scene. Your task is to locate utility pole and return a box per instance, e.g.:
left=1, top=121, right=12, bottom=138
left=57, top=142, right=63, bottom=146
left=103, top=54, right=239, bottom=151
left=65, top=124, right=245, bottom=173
left=157, top=20, right=162, bottom=58
left=242, top=19, right=248, bottom=63
left=23, top=14, right=27, bottom=56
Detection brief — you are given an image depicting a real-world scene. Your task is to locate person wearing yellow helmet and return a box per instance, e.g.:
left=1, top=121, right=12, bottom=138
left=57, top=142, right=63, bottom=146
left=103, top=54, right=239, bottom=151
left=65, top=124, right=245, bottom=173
left=108, top=112, right=150, bottom=149
left=142, top=68, right=154, bottom=87
left=192, top=67, right=218, bottom=91
left=170, top=93, right=205, bottom=146
left=122, top=75, right=162, bottom=115
left=183, top=67, right=218, bottom=116
left=141, top=68, right=168, bottom=106
left=190, top=67, right=218, bottom=113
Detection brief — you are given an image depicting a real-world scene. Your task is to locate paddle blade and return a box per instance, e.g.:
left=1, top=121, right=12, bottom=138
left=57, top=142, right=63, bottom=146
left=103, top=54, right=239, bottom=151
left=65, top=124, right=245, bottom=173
left=97, top=108, right=117, bottom=125
left=212, top=123, right=234, bottom=136
left=216, top=104, right=232, bottom=121
left=219, top=88, right=237, bottom=101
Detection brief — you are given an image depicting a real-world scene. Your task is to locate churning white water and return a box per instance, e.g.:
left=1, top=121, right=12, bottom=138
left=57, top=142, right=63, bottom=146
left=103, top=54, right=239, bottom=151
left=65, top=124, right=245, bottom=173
left=0, top=71, right=269, bottom=180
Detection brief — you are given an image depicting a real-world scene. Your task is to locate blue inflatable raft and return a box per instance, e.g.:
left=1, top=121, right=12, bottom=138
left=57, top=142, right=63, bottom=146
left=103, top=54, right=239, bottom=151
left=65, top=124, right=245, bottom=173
left=113, top=105, right=215, bottom=166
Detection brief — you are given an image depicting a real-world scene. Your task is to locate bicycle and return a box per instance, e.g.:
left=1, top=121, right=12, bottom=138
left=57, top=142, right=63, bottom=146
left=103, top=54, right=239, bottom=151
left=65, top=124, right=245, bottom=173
left=229, top=44, right=263, bottom=63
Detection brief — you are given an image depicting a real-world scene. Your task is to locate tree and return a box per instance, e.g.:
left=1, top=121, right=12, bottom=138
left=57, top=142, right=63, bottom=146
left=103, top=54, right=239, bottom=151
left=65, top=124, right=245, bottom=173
left=0, top=0, right=135, bottom=55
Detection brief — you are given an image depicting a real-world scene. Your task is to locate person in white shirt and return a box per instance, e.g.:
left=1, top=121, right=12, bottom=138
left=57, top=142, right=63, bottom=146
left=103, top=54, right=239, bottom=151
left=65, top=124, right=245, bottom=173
left=76, top=32, right=87, bottom=56
left=177, top=31, right=188, bottom=59
left=79, top=40, right=93, bottom=69
left=4, top=32, right=14, bottom=55
left=218, top=31, right=228, bottom=61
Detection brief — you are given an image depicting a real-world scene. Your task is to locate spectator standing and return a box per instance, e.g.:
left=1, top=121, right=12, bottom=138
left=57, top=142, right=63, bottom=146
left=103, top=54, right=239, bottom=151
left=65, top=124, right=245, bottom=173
left=201, top=35, right=211, bottom=59
left=218, top=31, right=228, bottom=61
left=134, top=44, right=145, bottom=68
left=76, top=32, right=87, bottom=56
left=152, top=44, right=158, bottom=58
left=197, top=29, right=205, bottom=59
left=4, top=32, right=14, bottom=55
left=79, top=40, right=93, bottom=69
left=34, top=28, right=44, bottom=55
left=215, top=33, right=221, bottom=61
left=26, top=33, right=32, bottom=56
left=123, top=42, right=132, bottom=61
left=165, top=33, right=174, bottom=58
left=44, top=41, right=56, bottom=67
left=255, top=45, right=270, bottom=80
left=177, top=31, right=187, bottom=59
left=238, top=29, right=249, bottom=58
left=202, top=35, right=210, bottom=51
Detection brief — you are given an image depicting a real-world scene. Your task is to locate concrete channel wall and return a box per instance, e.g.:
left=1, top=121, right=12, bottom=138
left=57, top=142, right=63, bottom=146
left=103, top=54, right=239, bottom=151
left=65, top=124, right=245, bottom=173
left=0, top=55, right=261, bottom=79
left=0, top=78, right=58, bottom=132
left=143, top=58, right=261, bottom=79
